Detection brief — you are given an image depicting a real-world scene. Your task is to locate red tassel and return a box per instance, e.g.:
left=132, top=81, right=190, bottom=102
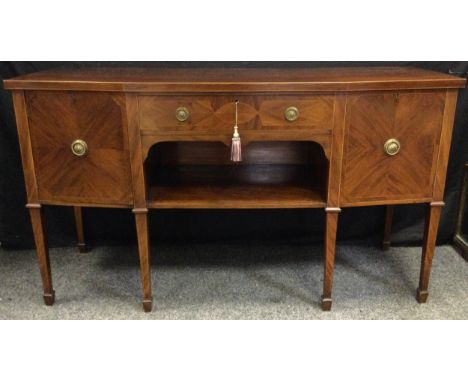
left=231, top=100, right=242, bottom=162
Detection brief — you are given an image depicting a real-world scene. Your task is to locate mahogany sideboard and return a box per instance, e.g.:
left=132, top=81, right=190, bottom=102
left=4, top=67, right=465, bottom=312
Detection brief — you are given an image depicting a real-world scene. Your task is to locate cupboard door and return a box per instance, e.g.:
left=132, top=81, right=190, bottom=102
left=26, top=91, right=133, bottom=205
left=340, top=91, right=446, bottom=206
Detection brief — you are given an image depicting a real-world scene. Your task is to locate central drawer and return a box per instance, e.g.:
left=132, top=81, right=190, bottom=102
left=138, top=95, right=334, bottom=133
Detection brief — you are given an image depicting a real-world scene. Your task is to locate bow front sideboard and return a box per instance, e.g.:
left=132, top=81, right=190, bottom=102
left=4, top=67, right=465, bottom=312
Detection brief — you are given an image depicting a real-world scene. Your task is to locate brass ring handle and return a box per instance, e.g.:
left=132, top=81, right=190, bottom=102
left=284, top=106, right=299, bottom=122
left=384, top=138, right=401, bottom=156
left=71, top=139, right=88, bottom=157
left=175, top=106, right=190, bottom=122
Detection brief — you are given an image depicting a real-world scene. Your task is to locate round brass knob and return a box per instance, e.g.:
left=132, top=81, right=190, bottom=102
left=175, top=106, right=190, bottom=122
left=284, top=106, right=299, bottom=122
left=384, top=138, right=401, bottom=156
left=71, top=139, right=88, bottom=157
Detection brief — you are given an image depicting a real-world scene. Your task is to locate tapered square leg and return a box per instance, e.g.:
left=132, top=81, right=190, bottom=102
left=28, top=204, right=55, bottom=306
left=322, top=208, right=340, bottom=311
left=134, top=209, right=152, bottom=312
left=382, top=205, right=394, bottom=251
left=73, top=206, right=87, bottom=253
left=417, top=202, right=443, bottom=304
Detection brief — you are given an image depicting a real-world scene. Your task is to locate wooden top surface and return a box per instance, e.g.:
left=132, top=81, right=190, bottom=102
left=3, top=67, right=465, bottom=92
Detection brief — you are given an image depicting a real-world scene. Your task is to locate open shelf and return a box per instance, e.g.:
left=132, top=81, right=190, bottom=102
left=147, top=165, right=326, bottom=209
left=145, top=142, right=328, bottom=209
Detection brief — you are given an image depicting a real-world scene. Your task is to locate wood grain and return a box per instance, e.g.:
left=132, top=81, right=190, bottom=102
left=147, top=165, right=326, bottom=209
left=26, top=91, right=133, bottom=205
left=134, top=210, right=152, bottom=312
left=417, top=203, right=444, bottom=303
left=125, top=94, right=146, bottom=208
left=127, top=94, right=153, bottom=312
left=327, top=94, right=348, bottom=207
left=141, top=131, right=331, bottom=162
left=432, top=90, right=459, bottom=201
left=322, top=208, right=340, bottom=311
left=341, top=90, right=446, bottom=205
left=73, top=206, right=87, bottom=253
left=146, top=141, right=327, bottom=165
left=27, top=204, right=55, bottom=305
left=382, top=205, right=394, bottom=250
left=4, top=67, right=465, bottom=92
left=139, top=95, right=334, bottom=133
left=12, top=91, right=38, bottom=202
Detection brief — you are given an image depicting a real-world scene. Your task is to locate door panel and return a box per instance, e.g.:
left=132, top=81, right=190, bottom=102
left=26, top=91, right=133, bottom=205
left=340, top=91, right=446, bottom=205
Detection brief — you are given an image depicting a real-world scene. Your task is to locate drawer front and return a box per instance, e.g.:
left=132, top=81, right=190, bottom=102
left=139, top=95, right=334, bottom=133
left=26, top=91, right=133, bottom=205
left=340, top=91, right=446, bottom=205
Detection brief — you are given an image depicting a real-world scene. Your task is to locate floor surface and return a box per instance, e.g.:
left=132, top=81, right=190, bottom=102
left=0, top=242, right=467, bottom=319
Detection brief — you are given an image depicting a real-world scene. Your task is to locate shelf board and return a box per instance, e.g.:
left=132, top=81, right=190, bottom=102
left=147, top=165, right=326, bottom=209
left=148, top=184, right=325, bottom=209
